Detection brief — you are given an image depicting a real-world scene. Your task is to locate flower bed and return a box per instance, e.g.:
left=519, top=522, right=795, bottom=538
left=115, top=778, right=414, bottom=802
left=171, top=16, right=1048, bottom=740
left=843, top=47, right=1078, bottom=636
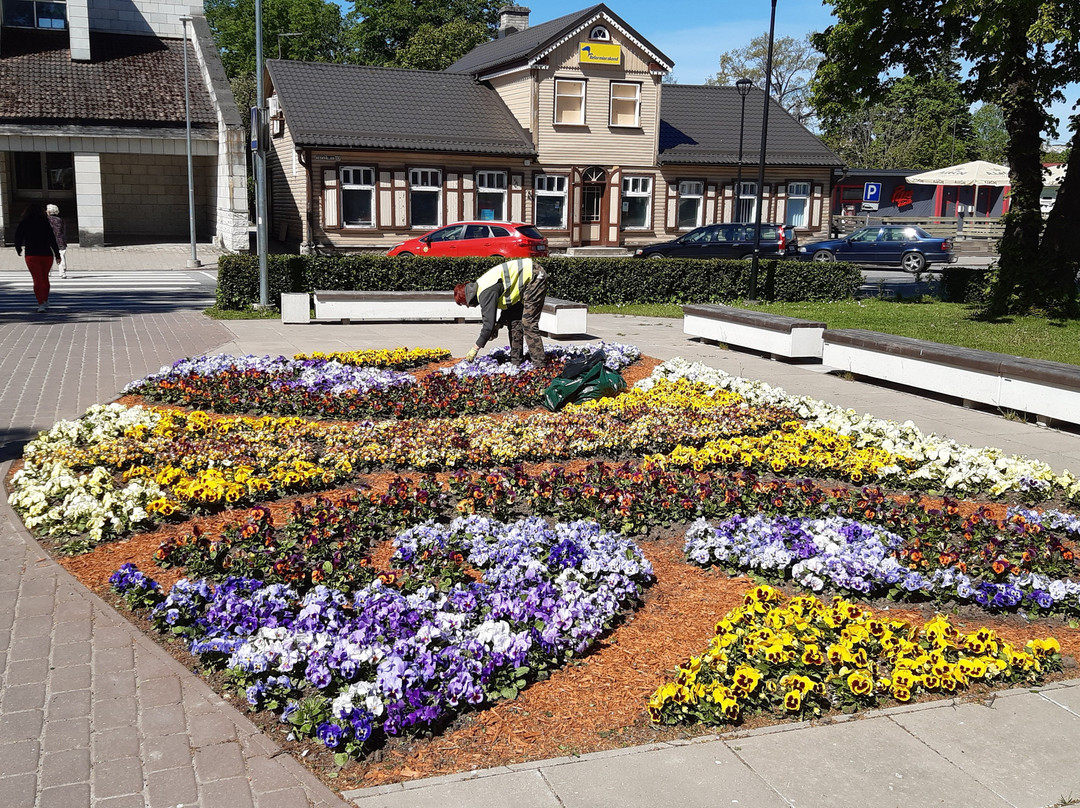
left=649, top=584, right=1061, bottom=727
left=112, top=515, right=653, bottom=761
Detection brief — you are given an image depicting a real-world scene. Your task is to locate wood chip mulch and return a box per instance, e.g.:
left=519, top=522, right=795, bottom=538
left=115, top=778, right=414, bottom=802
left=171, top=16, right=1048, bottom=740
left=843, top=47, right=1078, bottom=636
left=23, top=354, right=1080, bottom=791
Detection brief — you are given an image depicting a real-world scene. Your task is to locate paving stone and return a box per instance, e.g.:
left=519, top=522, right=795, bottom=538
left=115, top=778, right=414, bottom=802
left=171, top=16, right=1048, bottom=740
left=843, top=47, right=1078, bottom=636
left=50, top=640, right=92, bottom=667
left=8, top=634, right=50, bottom=663
left=14, top=595, right=54, bottom=617
left=11, top=614, right=53, bottom=639
left=38, top=782, right=91, bottom=808
left=0, top=739, right=41, bottom=778
left=98, top=794, right=149, bottom=808
left=247, top=755, right=306, bottom=794
left=95, top=645, right=136, bottom=673
left=52, top=619, right=92, bottom=645
left=0, top=709, right=44, bottom=742
left=92, top=756, right=146, bottom=800
left=6, top=656, right=49, bottom=686
left=144, top=733, right=193, bottom=774
left=256, top=787, right=315, bottom=808
left=41, top=717, right=90, bottom=752
left=188, top=712, right=239, bottom=747
left=0, top=772, right=38, bottom=807
left=141, top=702, right=188, bottom=736
left=93, top=697, right=138, bottom=731
left=138, top=674, right=183, bottom=708
left=94, top=726, right=142, bottom=759
left=46, top=689, right=91, bottom=721
left=95, top=669, right=137, bottom=700
left=48, top=663, right=91, bottom=693
left=194, top=741, right=247, bottom=782
left=39, top=747, right=91, bottom=788
left=146, top=766, right=198, bottom=807
left=1, top=682, right=46, bottom=713
left=200, top=776, right=256, bottom=808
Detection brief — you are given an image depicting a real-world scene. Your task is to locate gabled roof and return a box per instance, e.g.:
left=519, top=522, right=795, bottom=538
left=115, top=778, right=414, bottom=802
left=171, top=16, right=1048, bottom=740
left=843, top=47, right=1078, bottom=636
left=446, top=3, right=673, bottom=77
left=267, top=60, right=536, bottom=155
left=0, top=29, right=217, bottom=127
left=659, top=85, right=841, bottom=167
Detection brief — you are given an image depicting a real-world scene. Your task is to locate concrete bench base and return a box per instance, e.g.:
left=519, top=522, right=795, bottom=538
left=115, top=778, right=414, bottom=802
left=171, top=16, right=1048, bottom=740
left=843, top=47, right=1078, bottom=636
left=822, top=329, right=1080, bottom=428
left=283, top=291, right=588, bottom=338
left=683, top=304, right=826, bottom=360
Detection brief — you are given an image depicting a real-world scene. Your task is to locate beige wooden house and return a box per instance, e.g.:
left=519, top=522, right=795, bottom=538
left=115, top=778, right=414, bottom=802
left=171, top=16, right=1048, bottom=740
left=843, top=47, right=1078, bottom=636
left=264, top=3, right=841, bottom=253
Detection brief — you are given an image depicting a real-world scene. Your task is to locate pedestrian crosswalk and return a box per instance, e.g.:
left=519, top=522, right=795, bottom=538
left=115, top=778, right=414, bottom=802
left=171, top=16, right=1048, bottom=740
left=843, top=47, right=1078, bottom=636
left=0, top=270, right=217, bottom=316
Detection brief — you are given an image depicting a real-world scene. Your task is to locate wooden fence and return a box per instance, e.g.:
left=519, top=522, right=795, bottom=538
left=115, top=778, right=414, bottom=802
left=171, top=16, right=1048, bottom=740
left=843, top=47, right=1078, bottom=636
left=830, top=215, right=1006, bottom=241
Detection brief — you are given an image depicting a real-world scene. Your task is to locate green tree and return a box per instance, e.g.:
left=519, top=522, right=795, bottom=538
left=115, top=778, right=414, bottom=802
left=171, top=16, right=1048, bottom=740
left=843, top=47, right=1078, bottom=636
left=346, top=0, right=501, bottom=68
left=811, top=0, right=1080, bottom=317
left=206, top=0, right=347, bottom=79
left=818, top=70, right=973, bottom=170
left=395, top=18, right=491, bottom=71
left=706, top=34, right=819, bottom=125
left=971, top=104, right=1009, bottom=165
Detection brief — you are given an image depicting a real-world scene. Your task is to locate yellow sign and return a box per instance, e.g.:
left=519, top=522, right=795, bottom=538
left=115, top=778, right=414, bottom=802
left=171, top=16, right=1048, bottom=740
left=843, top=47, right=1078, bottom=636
left=579, top=42, right=622, bottom=65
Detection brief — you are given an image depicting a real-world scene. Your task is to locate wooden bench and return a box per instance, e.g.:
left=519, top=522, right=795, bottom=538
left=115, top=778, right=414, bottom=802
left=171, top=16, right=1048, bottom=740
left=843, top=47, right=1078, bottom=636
left=822, top=329, right=1080, bottom=427
left=683, top=304, right=826, bottom=360
left=282, top=291, right=588, bottom=338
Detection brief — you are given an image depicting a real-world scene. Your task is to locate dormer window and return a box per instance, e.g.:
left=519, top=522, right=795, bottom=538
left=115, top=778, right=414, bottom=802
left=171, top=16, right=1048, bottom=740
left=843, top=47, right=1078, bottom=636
left=589, top=25, right=610, bottom=40
left=4, top=0, right=67, bottom=29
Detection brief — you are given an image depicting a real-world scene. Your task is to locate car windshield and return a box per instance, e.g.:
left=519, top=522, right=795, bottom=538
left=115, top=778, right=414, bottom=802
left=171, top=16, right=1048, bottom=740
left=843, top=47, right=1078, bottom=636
left=679, top=228, right=711, bottom=243
left=516, top=226, right=545, bottom=240
left=429, top=225, right=465, bottom=242
left=849, top=228, right=880, bottom=243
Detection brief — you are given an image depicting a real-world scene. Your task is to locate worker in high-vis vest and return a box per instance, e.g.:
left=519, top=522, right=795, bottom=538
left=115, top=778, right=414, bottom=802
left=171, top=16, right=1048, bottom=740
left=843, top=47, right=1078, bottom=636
left=454, top=257, right=548, bottom=366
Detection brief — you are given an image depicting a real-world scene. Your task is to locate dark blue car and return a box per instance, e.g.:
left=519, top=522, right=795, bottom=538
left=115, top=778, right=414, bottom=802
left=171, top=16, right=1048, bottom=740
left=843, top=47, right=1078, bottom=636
left=798, top=225, right=956, bottom=272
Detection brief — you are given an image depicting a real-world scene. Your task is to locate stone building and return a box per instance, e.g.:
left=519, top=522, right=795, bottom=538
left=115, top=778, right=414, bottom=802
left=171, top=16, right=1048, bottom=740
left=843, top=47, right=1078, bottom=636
left=0, top=0, right=247, bottom=249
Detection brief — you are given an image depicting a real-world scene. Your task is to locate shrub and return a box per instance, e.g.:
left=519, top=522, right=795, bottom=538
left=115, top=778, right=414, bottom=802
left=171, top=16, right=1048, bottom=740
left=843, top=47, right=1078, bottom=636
left=215, top=254, right=863, bottom=310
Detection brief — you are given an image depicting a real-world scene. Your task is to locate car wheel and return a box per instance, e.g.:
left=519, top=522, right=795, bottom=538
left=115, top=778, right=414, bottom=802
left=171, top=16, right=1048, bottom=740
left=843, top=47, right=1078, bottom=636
left=395, top=251, right=413, bottom=257
left=647, top=253, right=667, bottom=259
left=901, top=252, right=926, bottom=273
left=812, top=250, right=835, bottom=262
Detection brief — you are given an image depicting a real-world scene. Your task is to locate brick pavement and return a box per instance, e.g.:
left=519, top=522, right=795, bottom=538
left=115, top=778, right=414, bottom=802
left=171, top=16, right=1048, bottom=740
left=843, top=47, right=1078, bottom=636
left=0, top=293, right=351, bottom=806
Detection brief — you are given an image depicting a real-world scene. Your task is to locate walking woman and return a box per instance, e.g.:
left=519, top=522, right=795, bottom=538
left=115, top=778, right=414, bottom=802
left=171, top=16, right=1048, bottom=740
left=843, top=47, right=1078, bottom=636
left=14, top=202, right=61, bottom=312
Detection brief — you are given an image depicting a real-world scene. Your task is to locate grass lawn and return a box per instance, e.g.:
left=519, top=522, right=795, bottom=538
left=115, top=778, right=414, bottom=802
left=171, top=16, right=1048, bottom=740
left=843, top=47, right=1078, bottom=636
left=591, top=299, right=1080, bottom=366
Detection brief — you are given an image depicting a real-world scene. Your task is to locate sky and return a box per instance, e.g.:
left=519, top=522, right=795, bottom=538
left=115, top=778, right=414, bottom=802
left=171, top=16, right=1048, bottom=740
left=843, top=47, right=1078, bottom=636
left=516, top=0, right=1077, bottom=143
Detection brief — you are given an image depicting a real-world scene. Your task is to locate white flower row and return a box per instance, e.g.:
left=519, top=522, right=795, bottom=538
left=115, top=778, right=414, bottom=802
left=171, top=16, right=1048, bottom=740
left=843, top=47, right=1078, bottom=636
left=640, top=358, right=1080, bottom=501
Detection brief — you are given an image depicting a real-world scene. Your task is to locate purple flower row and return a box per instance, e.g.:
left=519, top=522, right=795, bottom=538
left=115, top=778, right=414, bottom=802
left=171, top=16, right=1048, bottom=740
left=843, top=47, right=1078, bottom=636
left=685, top=508, right=1080, bottom=615
left=112, top=516, right=652, bottom=758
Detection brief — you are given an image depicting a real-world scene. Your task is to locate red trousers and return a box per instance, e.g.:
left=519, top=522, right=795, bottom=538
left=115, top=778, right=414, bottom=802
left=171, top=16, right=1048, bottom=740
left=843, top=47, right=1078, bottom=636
left=25, top=254, right=52, bottom=304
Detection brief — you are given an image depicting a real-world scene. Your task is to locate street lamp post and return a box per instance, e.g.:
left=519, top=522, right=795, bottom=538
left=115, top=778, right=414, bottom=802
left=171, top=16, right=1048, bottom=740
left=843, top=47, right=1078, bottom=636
left=735, top=77, right=753, bottom=223
left=748, top=0, right=778, bottom=302
left=179, top=16, right=201, bottom=268
left=254, top=0, right=269, bottom=307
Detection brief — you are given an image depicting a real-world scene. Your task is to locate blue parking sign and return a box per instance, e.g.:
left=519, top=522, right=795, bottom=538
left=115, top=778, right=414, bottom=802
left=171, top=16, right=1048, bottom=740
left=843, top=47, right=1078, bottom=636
left=863, top=182, right=882, bottom=203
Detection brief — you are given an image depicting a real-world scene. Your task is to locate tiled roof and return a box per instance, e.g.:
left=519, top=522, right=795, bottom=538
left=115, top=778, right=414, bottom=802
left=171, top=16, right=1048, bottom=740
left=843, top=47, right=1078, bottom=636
left=446, top=3, right=672, bottom=76
left=267, top=60, right=536, bottom=155
left=659, top=84, right=841, bottom=167
left=0, top=29, right=217, bottom=127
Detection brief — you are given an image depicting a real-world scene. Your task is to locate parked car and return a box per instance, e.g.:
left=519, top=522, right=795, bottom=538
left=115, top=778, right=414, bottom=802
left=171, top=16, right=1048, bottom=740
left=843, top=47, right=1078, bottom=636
left=798, top=225, right=955, bottom=272
left=387, top=221, right=548, bottom=258
left=633, top=223, right=798, bottom=260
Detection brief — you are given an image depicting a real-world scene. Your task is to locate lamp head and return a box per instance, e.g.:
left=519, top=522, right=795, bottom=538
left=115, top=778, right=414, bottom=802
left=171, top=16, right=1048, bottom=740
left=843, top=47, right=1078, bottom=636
left=736, top=78, right=753, bottom=98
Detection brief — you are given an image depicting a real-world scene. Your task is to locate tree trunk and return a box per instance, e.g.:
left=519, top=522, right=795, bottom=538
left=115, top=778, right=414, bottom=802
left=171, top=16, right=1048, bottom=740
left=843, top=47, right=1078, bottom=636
left=1036, top=124, right=1080, bottom=317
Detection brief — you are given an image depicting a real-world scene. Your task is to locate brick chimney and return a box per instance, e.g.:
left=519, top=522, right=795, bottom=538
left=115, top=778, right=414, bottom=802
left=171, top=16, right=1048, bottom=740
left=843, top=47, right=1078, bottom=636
left=497, top=5, right=530, bottom=38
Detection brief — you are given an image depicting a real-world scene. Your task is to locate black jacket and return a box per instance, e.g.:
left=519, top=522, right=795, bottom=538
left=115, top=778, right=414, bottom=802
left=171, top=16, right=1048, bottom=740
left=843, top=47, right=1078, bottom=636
left=15, top=217, right=61, bottom=259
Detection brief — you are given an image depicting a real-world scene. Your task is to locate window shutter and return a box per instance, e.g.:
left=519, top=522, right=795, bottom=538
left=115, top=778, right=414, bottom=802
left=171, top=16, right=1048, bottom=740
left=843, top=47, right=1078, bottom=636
left=323, top=169, right=340, bottom=229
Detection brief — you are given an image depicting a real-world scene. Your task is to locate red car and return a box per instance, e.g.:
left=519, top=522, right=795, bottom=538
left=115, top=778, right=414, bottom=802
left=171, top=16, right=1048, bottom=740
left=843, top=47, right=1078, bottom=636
left=387, top=221, right=548, bottom=258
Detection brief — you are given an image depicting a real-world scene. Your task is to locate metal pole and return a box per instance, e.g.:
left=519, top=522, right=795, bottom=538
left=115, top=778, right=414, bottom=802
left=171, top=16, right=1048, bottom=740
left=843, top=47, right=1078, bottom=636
left=255, top=0, right=269, bottom=307
left=748, top=0, right=778, bottom=302
left=180, top=17, right=201, bottom=268
left=735, top=78, right=752, bottom=223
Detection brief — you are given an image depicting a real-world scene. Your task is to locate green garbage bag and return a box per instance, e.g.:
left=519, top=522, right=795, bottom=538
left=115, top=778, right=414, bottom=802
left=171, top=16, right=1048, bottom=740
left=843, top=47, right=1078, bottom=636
left=542, top=361, right=627, bottom=412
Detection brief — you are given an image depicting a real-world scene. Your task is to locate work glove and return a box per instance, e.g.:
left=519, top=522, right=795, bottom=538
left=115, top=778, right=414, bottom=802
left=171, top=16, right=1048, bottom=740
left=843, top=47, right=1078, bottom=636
left=465, top=347, right=479, bottom=361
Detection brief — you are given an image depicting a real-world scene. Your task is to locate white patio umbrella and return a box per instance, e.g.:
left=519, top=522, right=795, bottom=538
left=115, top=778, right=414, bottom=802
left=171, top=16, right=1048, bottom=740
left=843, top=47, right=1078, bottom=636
left=906, top=160, right=1011, bottom=217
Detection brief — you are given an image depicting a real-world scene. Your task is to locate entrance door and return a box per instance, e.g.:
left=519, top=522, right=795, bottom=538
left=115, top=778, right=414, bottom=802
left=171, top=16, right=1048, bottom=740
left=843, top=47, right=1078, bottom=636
left=579, top=166, right=607, bottom=245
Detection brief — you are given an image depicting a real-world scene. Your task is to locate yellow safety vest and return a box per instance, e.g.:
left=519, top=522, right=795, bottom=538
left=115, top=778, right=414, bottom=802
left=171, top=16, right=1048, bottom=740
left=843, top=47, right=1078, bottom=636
left=475, top=258, right=534, bottom=309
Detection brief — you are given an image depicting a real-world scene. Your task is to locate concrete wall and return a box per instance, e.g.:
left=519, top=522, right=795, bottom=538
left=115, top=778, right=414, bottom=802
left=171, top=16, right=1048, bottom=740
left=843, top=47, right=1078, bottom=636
left=100, top=152, right=214, bottom=237
left=87, top=0, right=202, bottom=38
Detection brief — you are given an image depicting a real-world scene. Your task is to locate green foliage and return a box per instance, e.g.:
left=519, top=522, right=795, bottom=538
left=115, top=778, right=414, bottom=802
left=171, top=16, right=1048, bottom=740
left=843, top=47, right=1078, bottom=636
left=972, top=104, right=1009, bottom=165
left=345, top=0, right=500, bottom=68
left=705, top=34, right=819, bottom=126
left=206, top=0, right=347, bottom=79
left=215, top=254, right=863, bottom=310
left=939, top=267, right=993, bottom=305
left=395, top=18, right=491, bottom=71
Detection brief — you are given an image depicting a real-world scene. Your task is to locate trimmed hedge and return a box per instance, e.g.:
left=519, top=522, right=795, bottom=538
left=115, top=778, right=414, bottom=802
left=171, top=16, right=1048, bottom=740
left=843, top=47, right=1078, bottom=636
left=215, top=254, right=863, bottom=310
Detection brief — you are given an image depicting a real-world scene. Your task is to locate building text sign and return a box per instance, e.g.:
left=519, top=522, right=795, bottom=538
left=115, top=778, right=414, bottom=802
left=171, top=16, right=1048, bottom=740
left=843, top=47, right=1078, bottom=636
left=579, top=42, right=622, bottom=64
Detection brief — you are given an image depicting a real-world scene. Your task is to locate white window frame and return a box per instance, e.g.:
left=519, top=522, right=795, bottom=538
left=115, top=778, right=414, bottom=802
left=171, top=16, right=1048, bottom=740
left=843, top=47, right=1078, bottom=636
left=589, top=24, right=610, bottom=40
left=609, top=82, right=641, bottom=128
left=677, top=180, right=704, bottom=229
left=534, top=174, right=568, bottom=229
left=476, top=170, right=508, bottom=222
left=621, top=175, right=652, bottom=229
left=340, top=166, right=375, bottom=228
left=785, top=181, right=811, bottom=227
left=735, top=181, right=757, bottom=223
left=554, top=79, right=586, bottom=126
left=409, top=168, right=442, bottom=228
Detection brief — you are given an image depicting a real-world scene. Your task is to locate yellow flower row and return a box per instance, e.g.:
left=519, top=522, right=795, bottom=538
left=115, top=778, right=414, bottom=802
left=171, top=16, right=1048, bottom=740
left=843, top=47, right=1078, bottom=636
left=649, top=585, right=1061, bottom=726
left=293, top=347, right=451, bottom=366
